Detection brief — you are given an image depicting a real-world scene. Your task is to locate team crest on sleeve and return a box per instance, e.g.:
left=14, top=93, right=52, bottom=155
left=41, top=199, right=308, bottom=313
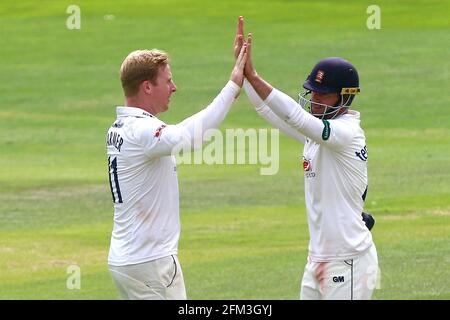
left=154, top=124, right=166, bottom=138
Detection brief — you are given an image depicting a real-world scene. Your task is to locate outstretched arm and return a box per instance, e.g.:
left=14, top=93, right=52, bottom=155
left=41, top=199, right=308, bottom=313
left=241, top=25, right=352, bottom=149
left=235, top=18, right=305, bottom=143
left=173, top=43, right=248, bottom=145
left=139, top=45, right=248, bottom=158
left=243, top=33, right=273, bottom=100
left=243, top=79, right=305, bottom=143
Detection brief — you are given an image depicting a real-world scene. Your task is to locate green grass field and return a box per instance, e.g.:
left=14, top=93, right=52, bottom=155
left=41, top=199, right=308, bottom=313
left=0, top=0, right=449, bottom=299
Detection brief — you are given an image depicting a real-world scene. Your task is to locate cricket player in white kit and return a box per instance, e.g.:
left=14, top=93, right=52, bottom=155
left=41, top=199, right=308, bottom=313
left=234, top=17, right=378, bottom=300
left=106, top=46, right=248, bottom=299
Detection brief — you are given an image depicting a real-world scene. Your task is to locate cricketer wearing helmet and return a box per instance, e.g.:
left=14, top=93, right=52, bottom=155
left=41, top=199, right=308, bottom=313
left=234, top=17, right=378, bottom=300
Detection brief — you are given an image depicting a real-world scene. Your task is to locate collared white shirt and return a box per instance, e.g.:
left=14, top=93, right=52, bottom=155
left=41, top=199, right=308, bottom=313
left=107, top=107, right=180, bottom=266
left=301, top=111, right=372, bottom=261
left=106, top=81, right=239, bottom=266
left=260, top=88, right=373, bottom=261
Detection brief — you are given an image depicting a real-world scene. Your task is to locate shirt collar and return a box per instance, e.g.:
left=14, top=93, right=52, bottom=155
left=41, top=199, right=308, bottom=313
left=116, top=106, right=154, bottom=118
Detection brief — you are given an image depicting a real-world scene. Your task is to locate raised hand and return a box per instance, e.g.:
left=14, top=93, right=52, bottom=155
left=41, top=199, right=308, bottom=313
left=233, top=16, right=245, bottom=59
left=230, top=43, right=248, bottom=87
left=233, top=17, right=257, bottom=80
left=232, top=17, right=271, bottom=99
left=244, top=32, right=257, bottom=79
left=242, top=32, right=273, bottom=100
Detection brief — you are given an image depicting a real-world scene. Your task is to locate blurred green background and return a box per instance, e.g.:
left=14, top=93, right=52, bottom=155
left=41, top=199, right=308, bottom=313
left=0, top=0, right=449, bottom=299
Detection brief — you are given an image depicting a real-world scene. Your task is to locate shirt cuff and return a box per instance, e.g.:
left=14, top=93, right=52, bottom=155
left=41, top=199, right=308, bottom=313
left=226, top=80, right=241, bottom=97
left=243, top=79, right=266, bottom=110
left=263, top=87, right=278, bottom=106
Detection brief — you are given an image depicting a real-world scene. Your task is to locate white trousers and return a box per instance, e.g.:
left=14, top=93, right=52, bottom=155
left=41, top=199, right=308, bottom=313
left=300, top=244, right=379, bottom=300
left=109, top=254, right=187, bottom=300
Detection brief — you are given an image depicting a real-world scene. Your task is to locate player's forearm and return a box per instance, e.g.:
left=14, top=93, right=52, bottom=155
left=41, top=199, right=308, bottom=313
left=244, top=79, right=305, bottom=143
left=245, top=73, right=273, bottom=101
left=177, top=80, right=239, bottom=145
left=264, top=88, right=325, bottom=143
left=243, top=79, right=265, bottom=108
left=265, top=89, right=356, bottom=149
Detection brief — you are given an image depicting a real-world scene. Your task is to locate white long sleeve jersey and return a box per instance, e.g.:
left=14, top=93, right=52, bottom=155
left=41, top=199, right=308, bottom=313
left=107, top=81, right=239, bottom=266
left=245, top=82, right=373, bottom=261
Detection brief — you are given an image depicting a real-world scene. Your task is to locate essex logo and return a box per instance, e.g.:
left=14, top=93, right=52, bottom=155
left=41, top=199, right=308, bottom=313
left=154, top=124, right=166, bottom=138
left=315, top=70, right=325, bottom=83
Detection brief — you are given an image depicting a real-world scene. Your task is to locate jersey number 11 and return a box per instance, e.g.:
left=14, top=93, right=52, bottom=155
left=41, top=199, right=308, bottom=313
left=108, top=156, right=123, bottom=204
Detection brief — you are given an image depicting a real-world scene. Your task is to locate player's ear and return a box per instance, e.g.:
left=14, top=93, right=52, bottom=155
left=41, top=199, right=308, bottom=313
left=142, top=80, right=152, bottom=95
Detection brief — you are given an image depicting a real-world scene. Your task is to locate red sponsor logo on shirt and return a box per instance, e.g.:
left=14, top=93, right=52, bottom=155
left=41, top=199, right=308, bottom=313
left=303, top=159, right=312, bottom=171
left=154, top=124, right=166, bottom=138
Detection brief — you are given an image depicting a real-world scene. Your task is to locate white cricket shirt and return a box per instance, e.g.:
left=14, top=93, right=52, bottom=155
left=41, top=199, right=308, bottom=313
left=249, top=86, right=373, bottom=261
left=107, top=81, right=239, bottom=266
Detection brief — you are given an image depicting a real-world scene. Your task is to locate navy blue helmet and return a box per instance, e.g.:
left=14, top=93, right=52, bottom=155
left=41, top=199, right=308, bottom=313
left=304, top=57, right=360, bottom=104
left=299, top=57, right=360, bottom=119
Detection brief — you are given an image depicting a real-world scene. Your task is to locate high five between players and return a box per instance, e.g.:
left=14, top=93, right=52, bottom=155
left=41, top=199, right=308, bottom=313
left=235, top=16, right=379, bottom=300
